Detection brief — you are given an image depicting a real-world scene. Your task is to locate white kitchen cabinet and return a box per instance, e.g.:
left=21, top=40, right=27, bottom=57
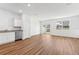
left=0, top=32, right=15, bottom=45
left=14, top=15, right=22, bottom=27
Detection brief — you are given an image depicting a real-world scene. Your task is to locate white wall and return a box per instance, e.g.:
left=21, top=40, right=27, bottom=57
left=41, top=15, right=79, bottom=38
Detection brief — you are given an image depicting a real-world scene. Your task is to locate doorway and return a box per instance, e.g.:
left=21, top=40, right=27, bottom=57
left=40, top=23, right=51, bottom=35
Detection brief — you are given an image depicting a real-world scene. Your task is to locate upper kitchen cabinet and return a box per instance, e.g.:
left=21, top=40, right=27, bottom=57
left=0, top=9, right=15, bottom=30
left=14, top=15, right=22, bottom=27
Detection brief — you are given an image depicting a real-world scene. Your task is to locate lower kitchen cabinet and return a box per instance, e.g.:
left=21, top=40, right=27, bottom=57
left=0, top=32, right=15, bottom=45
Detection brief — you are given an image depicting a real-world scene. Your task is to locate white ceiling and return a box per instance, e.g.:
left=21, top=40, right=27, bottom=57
left=0, top=3, right=79, bottom=21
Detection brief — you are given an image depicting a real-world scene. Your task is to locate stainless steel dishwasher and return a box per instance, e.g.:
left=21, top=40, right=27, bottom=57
left=15, top=30, right=23, bottom=40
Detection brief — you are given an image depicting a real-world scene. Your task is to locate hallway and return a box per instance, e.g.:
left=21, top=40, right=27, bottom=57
left=0, top=34, right=79, bottom=55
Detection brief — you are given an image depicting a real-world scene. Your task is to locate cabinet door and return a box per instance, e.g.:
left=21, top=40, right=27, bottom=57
left=0, top=32, right=15, bottom=45
left=0, top=33, right=8, bottom=44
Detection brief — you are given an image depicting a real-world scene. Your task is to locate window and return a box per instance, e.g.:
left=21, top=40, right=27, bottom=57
left=56, top=20, right=69, bottom=30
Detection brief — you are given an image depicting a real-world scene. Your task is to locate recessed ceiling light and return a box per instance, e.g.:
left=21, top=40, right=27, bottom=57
left=27, top=3, right=31, bottom=7
left=19, top=9, right=23, bottom=13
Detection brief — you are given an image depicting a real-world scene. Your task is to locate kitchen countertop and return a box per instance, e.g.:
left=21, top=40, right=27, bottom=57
left=0, top=30, right=23, bottom=33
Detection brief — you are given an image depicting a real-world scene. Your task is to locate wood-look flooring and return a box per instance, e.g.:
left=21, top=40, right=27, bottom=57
left=0, top=34, right=79, bottom=55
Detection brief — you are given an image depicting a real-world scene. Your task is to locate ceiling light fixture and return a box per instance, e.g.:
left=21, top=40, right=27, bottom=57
left=27, top=3, right=31, bottom=7
left=19, top=9, right=23, bottom=13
